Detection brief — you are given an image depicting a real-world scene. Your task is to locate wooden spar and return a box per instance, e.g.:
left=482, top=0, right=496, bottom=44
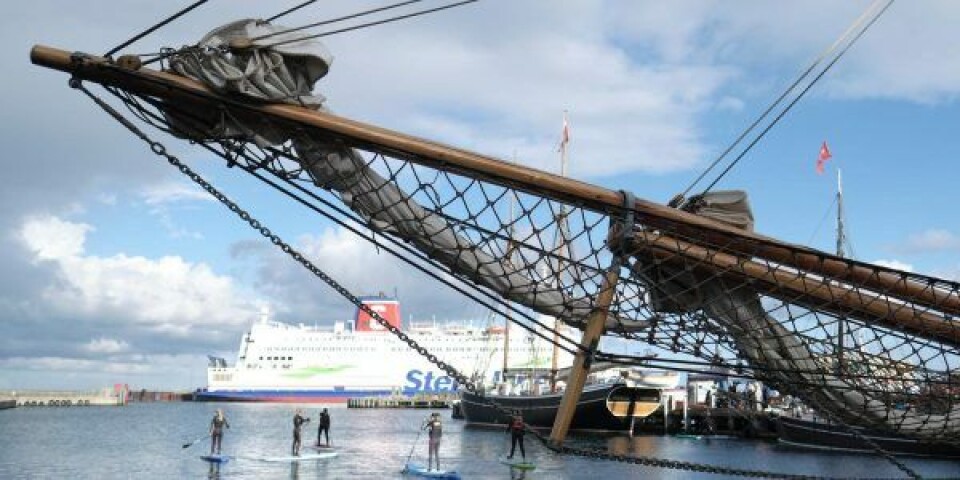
left=633, top=231, right=960, bottom=348
left=29, top=44, right=960, bottom=317
left=548, top=262, right=621, bottom=446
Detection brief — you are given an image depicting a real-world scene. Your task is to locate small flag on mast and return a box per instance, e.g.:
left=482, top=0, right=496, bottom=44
left=815, top=141, right=832, bottom=174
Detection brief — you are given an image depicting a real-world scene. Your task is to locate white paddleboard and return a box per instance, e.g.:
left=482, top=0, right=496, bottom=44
left=499, top=457, right=536, bottom=470
left=402, top=462, right=461, bottom=479
left=256, top=451, right=338, bottom=462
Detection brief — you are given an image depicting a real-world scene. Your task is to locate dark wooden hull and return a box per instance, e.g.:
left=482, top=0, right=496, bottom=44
left=776, top=416, right=960, bottom=458
left=460, top=384, right=658, bottom=433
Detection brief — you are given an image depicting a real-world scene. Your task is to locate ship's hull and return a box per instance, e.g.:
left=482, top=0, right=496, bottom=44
left=776, top=416, right=960, bottom=458
left=194, top=388, right=393, bottom=403
left=201, top=298, right=578, bottom=403
left=459, top=384, right=661, bottom=433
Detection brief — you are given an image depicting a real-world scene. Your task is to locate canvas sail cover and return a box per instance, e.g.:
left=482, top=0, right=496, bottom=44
left=163, top=20, right=647, bottom=332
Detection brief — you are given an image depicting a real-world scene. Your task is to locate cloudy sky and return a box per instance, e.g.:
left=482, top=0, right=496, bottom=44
left=2, top=0, right=959, bottom=390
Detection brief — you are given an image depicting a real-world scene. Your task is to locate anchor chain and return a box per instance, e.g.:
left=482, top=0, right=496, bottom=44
left=74, top=79, right=882, bottom=479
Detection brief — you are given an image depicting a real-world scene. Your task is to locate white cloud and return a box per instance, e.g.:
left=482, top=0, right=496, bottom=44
left=19, top=215, right=260, bottom=335
left=0, top=353, right=220, bottom=390
left=241, top=223, right=482, bottom=325
left=140, top=181, right=212, bottom=206
left=96, top=193, right=117, bottom=206
left=873, top=259, right=914, bottom=272
left=83, top=337, right=130, bottom=354
left=19, top=215, right=92, bottom=260
left=900, top=229, right=960, bottom=253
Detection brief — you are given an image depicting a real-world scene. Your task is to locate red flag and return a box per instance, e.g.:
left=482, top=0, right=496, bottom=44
left=558, top=112, right=570, bottom=152
left=815, top=141, right=832, bottom=174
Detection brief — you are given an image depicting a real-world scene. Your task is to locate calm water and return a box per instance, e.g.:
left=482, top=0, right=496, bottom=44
left=0, top=403, right=957, bottom=479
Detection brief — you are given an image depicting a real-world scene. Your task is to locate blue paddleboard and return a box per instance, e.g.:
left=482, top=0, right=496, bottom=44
left=401, top=462, right=461, bottom=479
left=200, top=454, right=231, bottom=463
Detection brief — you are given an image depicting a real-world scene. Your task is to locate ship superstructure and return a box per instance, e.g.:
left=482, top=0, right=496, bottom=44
left=197, top=296, right=575, bottom=402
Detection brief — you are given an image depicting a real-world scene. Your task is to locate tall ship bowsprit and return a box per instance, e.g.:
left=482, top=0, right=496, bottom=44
left=29, top=1, right=960, bottom=476
left=198, top=295, right=574, bottom=402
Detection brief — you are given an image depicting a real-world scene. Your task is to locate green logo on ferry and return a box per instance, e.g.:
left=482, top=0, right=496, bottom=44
left=283, top=365, right=353, bottom=379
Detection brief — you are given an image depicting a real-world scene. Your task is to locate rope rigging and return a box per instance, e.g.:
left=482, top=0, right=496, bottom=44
left=258, top=0, right=427, bottom=41
left=103, top=0, right=211, bottom=58
left=73, top=79, right=894, bottom=479
left=259, top=0, right=480, bottom=49
left=673, top=0, right=895, bottom=207
left=266, top=0, right=318, bottom=23
left=31, top=0, right=960, bottom=475
left=107, top=84, right=587, bottom=356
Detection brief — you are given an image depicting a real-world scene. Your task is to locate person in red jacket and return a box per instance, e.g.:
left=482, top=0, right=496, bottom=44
left=507, top=413, right=525, bottom=460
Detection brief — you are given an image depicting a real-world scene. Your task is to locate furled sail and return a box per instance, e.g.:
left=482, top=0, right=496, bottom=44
left=163, top=20, right=647, bottom=332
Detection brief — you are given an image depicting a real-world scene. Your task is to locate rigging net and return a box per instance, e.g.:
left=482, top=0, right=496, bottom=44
left=35, top=14, right=960, bottom=457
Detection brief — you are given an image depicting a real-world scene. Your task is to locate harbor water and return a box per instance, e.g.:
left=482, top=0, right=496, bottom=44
left=1, top=403, right=957, bottom=479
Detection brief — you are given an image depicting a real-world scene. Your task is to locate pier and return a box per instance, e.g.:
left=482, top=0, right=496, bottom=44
left=2, top=386, right=127, bottom=407
left=348, top=393, right=455, bottom=409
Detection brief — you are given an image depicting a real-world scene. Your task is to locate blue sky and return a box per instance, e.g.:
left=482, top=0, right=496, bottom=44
left=1, top=0, right=958, bottom=390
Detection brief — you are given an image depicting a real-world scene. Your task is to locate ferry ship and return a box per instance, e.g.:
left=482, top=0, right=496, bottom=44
left=196, top=296, right=575, bottom=402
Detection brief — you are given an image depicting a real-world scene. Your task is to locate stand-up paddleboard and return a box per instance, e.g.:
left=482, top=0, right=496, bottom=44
left=674, top=434, right=704, bottom=440
left=256, top=451, right=338, bottom=462
left=401, top=462, right=461, bottom=479
left=200, top=454, right=231, bottom=463
left=499, top=457, right=536, bottom=470
left=307, top=444, right=335, bottom=451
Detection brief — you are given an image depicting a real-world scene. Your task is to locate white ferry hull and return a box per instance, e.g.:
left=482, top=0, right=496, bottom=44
left=198, top=297, right=574, bottom=403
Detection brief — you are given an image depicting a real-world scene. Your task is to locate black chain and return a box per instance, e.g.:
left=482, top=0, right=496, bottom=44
left=73, top=79, right=890, bottom=479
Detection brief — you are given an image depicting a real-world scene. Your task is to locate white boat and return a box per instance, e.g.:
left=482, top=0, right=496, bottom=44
left=196, top=296, right=573, bottom=402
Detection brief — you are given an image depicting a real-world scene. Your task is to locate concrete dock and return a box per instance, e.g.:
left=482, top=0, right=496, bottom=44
left=2, top=387, right=127, bottom=407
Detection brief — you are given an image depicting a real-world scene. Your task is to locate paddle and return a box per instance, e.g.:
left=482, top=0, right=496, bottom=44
left=405, top=424, right=424, bottom=465
left=182, top=433, right=211, bottom=449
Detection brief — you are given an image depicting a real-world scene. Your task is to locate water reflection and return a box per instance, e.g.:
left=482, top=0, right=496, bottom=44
left=2, top=404, right=957, bottom=479
left=207, top=461, right=221, bottom=479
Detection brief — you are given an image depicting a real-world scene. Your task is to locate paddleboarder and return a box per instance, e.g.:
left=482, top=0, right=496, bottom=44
left=292, top=409, right=310, bottom=456
left=209, top=409, right=230, bottom=455
left=506, top=413, right=525, bottom=460
left=317, top=408, right=331, bottom=447
left=423, top=412, right=443, bottom=471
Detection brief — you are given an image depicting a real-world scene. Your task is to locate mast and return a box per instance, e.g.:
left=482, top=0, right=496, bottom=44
left=550, top=111, right=569, bottom=393
left=502, top=191, right=515, bottom=382
left=835, top=168, right=846, bottom=374
left=836, top=169, right=845, bottom=258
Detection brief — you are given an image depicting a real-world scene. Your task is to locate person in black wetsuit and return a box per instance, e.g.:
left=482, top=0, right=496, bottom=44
left=423, top=412, right=442, bottom=471
left=209, top=409, right=229, bottom=455
left=506, top=413, right=525, bottom=460
left=316, top=408, right=331, bottom=447
left=292, top=409, right=310, bottom=456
